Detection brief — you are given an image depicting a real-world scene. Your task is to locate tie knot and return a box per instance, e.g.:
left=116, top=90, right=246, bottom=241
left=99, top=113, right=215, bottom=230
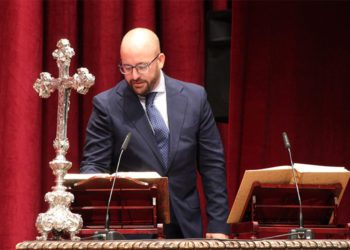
left=146, top=92, right=157, bottom=106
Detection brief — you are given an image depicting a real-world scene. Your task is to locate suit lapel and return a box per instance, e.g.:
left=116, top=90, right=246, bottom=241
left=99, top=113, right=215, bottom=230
left=165, top=77, right=187, bottom=171
left=121, top=84, right=165, bottom=172
left=119, top=77, right=188, bottom=172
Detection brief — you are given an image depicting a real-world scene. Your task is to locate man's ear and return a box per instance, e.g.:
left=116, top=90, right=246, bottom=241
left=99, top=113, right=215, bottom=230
left=158, top=53, right=166, bottom=69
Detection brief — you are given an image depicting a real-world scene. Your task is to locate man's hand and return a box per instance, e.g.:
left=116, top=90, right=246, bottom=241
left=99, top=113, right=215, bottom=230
left=205, top=233, right=229, bottom=239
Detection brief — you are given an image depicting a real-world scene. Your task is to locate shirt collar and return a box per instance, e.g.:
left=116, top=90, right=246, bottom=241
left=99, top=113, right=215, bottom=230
left=137, top=70, right=165, bottom=101
left=152, top=70, right=165, bottom=93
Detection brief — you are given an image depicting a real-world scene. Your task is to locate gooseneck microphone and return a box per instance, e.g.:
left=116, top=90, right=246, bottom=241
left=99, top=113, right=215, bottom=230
left=282, top=132, right=291, bottom=151
left=282, top=132, right=301, bottom=225
left=282, top=132, right=313, bottom=239
left=96, top=132, right=132, bottom=240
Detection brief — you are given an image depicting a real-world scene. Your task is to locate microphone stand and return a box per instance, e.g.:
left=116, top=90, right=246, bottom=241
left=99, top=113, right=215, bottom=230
left=282, top=132, right=313, bottom=239
left=103, top=149, right=126, bottom=240
left=94, top=132, right=131, bottom=240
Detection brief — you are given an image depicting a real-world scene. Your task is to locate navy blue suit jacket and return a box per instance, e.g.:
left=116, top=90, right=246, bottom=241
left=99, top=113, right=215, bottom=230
left=81, top=74, right=230, bottom=238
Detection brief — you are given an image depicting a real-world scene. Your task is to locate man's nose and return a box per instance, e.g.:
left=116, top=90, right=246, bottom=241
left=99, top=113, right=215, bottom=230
left=131, top=68, right=140, bottom=80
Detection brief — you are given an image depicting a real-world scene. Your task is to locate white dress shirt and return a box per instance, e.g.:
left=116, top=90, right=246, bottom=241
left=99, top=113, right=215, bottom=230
left=138, top=70, right=169, bottom=129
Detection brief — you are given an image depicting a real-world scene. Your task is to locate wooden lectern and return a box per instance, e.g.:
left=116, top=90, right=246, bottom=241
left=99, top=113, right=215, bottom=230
left=64, top=173, right=170, bottom=238
left=228, top=164, right=350, bottom=239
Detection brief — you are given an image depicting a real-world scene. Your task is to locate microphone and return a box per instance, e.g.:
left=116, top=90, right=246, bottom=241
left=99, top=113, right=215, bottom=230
left=282, top=132, right=313, bottom=239
left=282, top=132, right=291, bottom=150
left=95, top=132, right=132, bottom=240
left=120, top=132, right=131, bottom=151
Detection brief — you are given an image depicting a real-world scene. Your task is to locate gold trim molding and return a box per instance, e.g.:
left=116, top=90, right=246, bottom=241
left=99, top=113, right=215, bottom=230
left=16, top=239, right=350, bottom=250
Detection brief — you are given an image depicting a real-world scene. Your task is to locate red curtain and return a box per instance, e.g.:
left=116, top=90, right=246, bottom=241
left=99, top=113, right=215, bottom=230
left=227, top=0, right=350, bottom=211
left=1, top=0, right=350, bottom=249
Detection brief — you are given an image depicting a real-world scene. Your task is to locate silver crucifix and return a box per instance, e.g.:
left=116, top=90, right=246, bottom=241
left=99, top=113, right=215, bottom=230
left=33, top=39, right=95, bottom=241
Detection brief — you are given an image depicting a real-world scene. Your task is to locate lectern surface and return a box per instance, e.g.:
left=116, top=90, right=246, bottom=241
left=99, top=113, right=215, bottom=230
left=65, top=175, right=169, bottom=238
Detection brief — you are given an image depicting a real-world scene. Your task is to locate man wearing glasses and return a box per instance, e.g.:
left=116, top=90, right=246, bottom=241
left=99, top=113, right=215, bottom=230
left=81, top=28, right=230, bottom=239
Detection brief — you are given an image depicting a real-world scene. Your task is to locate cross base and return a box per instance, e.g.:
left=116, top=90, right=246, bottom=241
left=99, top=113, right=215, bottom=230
left=36, top=190, right=83, bottom=241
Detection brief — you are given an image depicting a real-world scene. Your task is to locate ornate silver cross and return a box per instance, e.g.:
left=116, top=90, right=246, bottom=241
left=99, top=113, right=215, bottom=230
left=33, top=39, right=95, bottom=241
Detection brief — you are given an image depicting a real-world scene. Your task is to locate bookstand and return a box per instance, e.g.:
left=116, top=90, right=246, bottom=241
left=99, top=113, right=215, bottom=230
left=231, top=182, right=350, bottom=239
left=65, top=175, right=170, bottom=238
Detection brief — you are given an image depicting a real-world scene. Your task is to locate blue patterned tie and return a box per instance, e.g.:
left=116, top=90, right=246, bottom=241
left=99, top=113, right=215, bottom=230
left=146, top=92, right=169, bottom=168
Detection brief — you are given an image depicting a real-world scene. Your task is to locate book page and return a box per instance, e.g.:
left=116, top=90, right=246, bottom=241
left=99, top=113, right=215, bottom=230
left=254, top=165, right=292, bottom=171
left=116, top=171, right=161, bottom=178
left=64, top=172, right=161, bottom=186
left=293, top=163, right=350, bottom=203
left=294, top=163, right=348, bottom=172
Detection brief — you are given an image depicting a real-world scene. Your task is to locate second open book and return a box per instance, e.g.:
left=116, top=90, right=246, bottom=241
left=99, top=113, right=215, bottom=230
left=227, top=163, right=349, bottom=223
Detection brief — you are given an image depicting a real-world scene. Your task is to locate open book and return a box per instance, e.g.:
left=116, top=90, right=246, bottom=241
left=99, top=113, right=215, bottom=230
left=227, top=163, right=349, bottom=224
left=64, top=171, right=161, bottom=186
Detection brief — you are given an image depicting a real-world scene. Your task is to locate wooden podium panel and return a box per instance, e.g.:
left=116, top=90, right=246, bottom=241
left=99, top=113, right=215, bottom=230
left=231, top=183, right=350, bottom=239
left=65, top=175, right=169, bottom=238
left=243, top=183, right=340, bottom=225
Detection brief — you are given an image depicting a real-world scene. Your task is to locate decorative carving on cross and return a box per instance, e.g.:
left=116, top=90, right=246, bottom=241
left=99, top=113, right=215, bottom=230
left=33, top=39, right=95, bottom=241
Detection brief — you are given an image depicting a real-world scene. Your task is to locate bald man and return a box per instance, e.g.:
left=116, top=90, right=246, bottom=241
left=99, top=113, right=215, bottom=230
left=81, top=28, right=230, bottom=239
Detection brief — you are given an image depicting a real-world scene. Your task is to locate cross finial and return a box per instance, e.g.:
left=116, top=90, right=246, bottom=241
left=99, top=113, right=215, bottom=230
left=33, top=38, right=95, bottom=159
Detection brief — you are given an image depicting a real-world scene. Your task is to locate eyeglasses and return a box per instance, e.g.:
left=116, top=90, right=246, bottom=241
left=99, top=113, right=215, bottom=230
left=118, top=54, right=160, bottom=75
